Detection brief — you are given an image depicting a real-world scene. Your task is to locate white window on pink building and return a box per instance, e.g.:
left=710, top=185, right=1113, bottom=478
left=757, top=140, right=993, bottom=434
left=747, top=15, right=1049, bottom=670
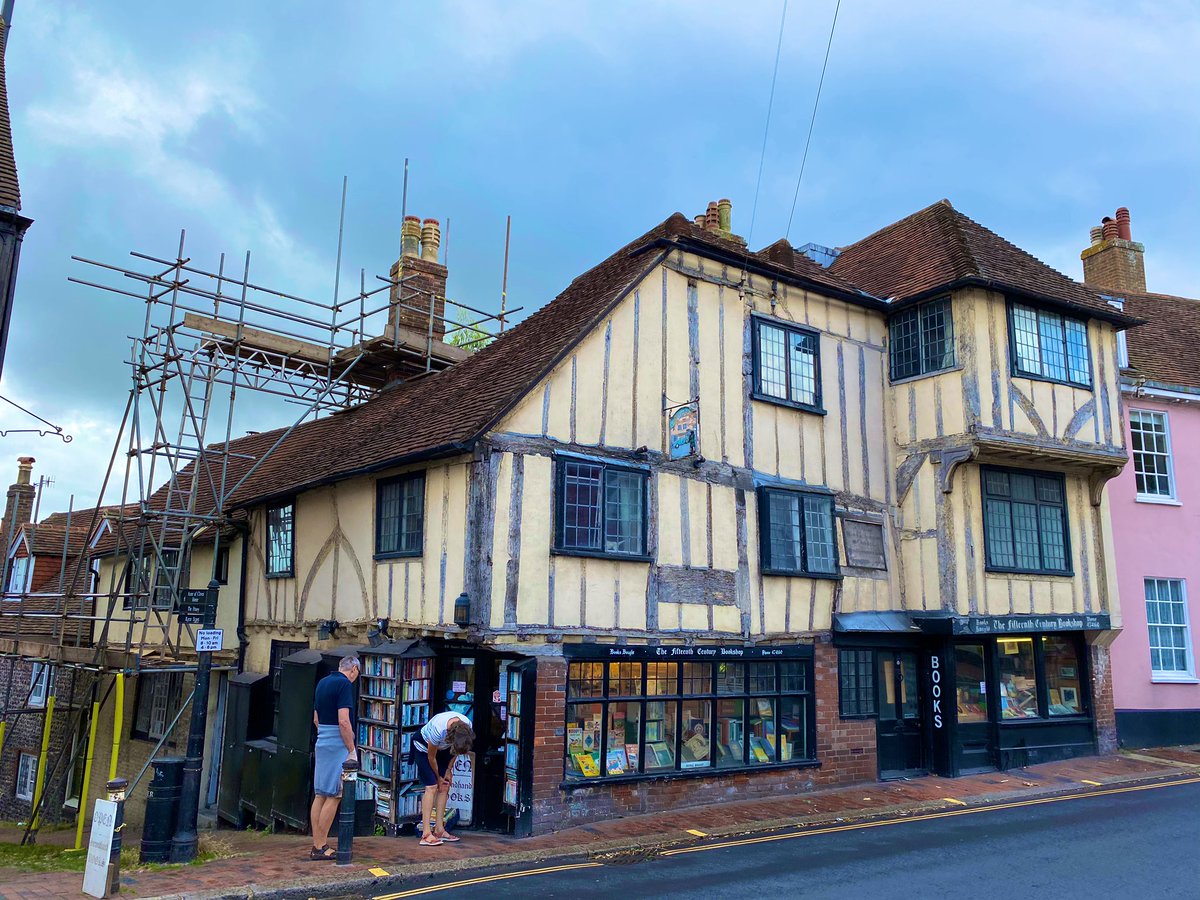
left=1145, top=578, right=1193, bottom=679
left=1130, top=410, right=1176, bottom=500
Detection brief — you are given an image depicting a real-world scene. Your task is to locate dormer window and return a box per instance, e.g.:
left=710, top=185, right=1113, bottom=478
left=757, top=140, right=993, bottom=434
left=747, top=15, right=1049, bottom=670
left=889, top=298, right=955, bottom=381
left=1010, top=303, right=1091, bottom=388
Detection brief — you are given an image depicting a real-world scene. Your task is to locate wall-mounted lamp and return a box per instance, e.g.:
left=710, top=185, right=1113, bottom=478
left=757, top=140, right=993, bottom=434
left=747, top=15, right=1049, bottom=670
left=367, top=618, right=391, bottom=647
left=318, top=619, right=340, bottom=640
left=453, top=593, right=471, bottom=628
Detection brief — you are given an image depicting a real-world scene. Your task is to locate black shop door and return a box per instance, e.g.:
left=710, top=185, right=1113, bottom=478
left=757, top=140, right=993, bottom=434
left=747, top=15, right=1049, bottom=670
left=876, top=650, right=927, bottom=779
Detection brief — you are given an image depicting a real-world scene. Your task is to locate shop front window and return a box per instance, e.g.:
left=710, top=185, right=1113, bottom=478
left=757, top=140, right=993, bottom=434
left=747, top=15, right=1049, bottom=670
left=1042, top=636, right=1083, bottom=716
left=998, top=638, right=1038, bottom=719
left=954, top=644, right=988, bottom=723
left=564, top=657, right=815, bottom=781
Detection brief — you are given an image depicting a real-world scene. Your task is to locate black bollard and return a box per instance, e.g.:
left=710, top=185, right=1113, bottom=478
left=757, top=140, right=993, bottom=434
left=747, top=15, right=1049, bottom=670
left=336, top=759, right=359, bottom=866
left=106, top=778, right=128, bottom=897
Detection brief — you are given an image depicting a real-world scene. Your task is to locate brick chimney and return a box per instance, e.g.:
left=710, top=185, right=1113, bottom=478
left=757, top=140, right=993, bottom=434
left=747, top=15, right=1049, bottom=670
left=2, top=456, right=35, bottom=540
left=1081, top=206, right=1146, bottom=293
left=387, top=216, right=448, bottom=342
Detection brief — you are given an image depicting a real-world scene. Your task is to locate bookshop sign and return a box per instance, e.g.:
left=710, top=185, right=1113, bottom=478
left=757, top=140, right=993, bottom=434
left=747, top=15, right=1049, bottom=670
left=563, top=643, right=814, bottom=661
left=949, top=614, right=1110, bottom=635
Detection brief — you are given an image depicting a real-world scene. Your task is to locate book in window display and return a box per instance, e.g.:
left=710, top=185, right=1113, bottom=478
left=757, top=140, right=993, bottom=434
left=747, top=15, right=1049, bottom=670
left=605, top=747, right=628, bottom=775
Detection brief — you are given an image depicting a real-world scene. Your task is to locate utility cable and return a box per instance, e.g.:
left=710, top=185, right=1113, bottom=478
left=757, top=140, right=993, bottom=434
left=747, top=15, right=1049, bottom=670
left=747, top=0, right=790, bottom=250
left=785, top=0, right=843, bottom=242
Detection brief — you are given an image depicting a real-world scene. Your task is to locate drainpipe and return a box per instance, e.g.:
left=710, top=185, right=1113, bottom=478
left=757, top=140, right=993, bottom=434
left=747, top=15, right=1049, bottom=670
left=235, top=522, right=250, bottom=672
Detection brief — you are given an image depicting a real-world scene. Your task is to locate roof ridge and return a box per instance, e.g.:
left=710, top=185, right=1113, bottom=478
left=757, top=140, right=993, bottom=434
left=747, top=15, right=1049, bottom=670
left=836, top=198, right=953, bottom=254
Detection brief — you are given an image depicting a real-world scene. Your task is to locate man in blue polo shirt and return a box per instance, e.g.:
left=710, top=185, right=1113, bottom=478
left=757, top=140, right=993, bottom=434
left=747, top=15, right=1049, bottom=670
left=309, top=655, right=359, bottom=861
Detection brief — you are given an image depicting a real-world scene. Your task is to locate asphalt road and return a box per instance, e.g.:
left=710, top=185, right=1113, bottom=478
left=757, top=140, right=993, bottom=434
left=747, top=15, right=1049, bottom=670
left=361, top=777, right=1200, bottom=900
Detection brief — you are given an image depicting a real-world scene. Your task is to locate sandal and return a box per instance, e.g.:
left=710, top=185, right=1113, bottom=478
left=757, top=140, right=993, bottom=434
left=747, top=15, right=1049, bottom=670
left=434, top=830, right=460, bottom=842
left=418, top=834, right=443, bottom=847
left=308, top=845, right=336, bottom=860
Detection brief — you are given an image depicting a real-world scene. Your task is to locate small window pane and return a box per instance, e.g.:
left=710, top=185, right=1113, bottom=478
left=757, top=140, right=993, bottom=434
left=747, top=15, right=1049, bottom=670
left=789, top=332, right=818, bottom=406
left=562, top=462, right=603, bottom=551
left=984, top=499, right=1015, bottom=569
left=780, top=661, right=808, bottom=694
left=643, top=700, right=678, bottom=771
left=1064, top=319, right=1091, bottom=385
left=890, top=310, right=920, bottom=380
left=984, top=470, right=1010, bottom=497
left=954, top=645, right=988, bottom=723
left=998, top=638, right=1038, bottom=719
left=267, top=503, right=294, bottom=575
left=748, top=663, right=776, bottom=694
left=779, top=696, right=808, bottom=761
left=1038, top=312, right=1067, bottom=381
left=767, top=492, right=802, bottom=571
left=920, top=299, right=955, bottom=372
left=567, top=662, right=603, bottom=699
left=757, top=323, right=788, bottom=400
left=607, top=662, right=641, bottom=698
left=645, top=662, right=677, bottom=697
left=1039, top=506, right=1067, bottom=572
left=680, top=699, right=712, bottom=769
left=604, top=470, right=644, bottom=555
left=565, top=702, right=604, bottom=779
left=716, top=663, right=745, bottom=695
left=1042, top=636, right=1083, bottom=716
left=803, top=495, right=837, bottom=574
left=715, top=698, right=745, bottom=768
left=681, top=662, right=711, bottom=695
left=1011, top=503, right=1041, bottom=570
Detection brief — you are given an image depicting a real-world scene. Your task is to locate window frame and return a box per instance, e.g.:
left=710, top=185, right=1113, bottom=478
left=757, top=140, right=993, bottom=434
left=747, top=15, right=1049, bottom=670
left=215, top=544, right=231, bottom=585
left=374, top=471, right=427, bottom=560
left=4, top=552, right=30, bottom=599
left=553, top=457, right=651, bottom=562
left=1129, top=409, right=1177, bottom=503
left=838, top=649, right=877, bottom=718
left=265, top=500, right=296, bottom=578
left=980, top=466, right=1073, bottom=576
left=1007, top=301, right=1093, bottom=389
left=991, top=633, right=1090, bottom=722
left=28, top=663, right=51, bottom=709
left=1144, top=578, right=1195, bottom=682
left=15, top=752, right=37, bottom=802
left=888, top=297, right=956, bottom=382
left=757, top=486, right=840, bottom=578
left=750, top=315, right=826, bottom=414
left=562, top=657, right=817, bottom=786
left=131, top=672, right=184, bottom=742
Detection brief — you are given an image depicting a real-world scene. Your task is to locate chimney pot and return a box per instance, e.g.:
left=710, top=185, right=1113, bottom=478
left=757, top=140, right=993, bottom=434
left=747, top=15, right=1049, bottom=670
left=420, top=218, right=441, bottom=262
left=693, top=214, right=706, bottom=229
left=1102, top=219, right=1119, bottom=241
left=1115, top=207, right=1131, bottom=241
left=16, top=457, right=33, bottom=485
left=401, top=216, right=422, bottom=258
left=1089, top=226, right=1104, bottom=246
left=717, top=199, right=732, bottom=233
left=705, top=202, right=719, bottom=231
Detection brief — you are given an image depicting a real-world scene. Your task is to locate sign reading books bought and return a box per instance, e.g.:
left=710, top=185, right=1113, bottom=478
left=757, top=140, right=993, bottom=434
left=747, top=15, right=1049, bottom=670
left=82, top=799, right=118, bottom=898
left=564, top=642, right=813, bottom=661
left=445, top=751, right=474, bottom=827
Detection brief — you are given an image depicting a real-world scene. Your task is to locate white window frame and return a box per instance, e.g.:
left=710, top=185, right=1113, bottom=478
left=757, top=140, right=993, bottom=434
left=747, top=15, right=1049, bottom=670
left=1129, top=409, right=1178, bottom=504
left=1145, top=578, right=1195, bottom=682
left=15, top=752, right=37, bottom=802
left=29, top=663, right=52, bottom=708
left=5, top=553, right=30, bottom=599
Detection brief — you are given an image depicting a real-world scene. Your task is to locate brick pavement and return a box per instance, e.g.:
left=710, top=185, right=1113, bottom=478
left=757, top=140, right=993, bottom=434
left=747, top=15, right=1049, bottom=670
left=1, top=749, right=1197, bottom=900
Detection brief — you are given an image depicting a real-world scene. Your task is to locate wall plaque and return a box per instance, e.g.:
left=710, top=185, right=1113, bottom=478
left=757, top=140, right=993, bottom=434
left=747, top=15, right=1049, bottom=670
left=842, top=519, right=887, bottom=570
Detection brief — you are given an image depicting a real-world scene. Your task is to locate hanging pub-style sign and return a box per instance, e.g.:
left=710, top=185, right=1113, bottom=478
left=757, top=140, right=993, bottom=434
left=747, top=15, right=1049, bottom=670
left=667, top=401, right=699, bottom=460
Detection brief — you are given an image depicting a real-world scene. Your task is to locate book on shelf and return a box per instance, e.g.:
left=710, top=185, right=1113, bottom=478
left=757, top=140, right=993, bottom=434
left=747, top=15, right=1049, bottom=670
left=571, top=750, right=600, bottom=777
left=749, top=735, right=772, bottom=762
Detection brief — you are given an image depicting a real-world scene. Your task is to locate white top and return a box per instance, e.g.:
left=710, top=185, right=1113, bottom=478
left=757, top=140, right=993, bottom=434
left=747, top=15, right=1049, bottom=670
left=417, top=711, right=470, bottom=750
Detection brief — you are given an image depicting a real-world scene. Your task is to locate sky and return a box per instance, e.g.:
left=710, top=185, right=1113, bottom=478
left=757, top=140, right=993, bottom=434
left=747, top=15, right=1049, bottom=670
left=0, top=0, right=1197, bottom=514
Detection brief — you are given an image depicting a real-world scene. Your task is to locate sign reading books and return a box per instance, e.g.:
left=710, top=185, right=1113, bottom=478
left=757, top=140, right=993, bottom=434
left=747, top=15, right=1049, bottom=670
left=564, top=642, right=813, bottom=661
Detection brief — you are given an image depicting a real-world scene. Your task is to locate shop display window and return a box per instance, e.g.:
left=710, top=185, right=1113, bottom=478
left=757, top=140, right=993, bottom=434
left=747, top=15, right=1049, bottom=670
left=954, top=644, right=988, bottom=723
left=998, top=638, right=1038, bottom=719
left=1042, top=636, right=1083, bottom=716
left=564, top=657, right=815, bottom=782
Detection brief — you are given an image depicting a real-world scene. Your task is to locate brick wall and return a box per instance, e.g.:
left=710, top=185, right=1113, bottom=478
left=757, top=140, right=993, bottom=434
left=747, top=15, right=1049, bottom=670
left=527, top=645, right=877, bottom=834
left=1090, top=643, right=1117, bottom=753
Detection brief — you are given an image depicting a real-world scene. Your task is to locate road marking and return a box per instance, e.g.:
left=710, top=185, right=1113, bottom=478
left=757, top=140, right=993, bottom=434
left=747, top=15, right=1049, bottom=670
left=369, top=867, right=391, bottom=877
left=685, top=829, right=708, bottom=836
left=372, top=862, right=603, bottom=899
left=661, top=776, right=1200, bottom=857
left=941, top=798, right=967, bottom=806
left=1080, top=780, right=1102, bottom=786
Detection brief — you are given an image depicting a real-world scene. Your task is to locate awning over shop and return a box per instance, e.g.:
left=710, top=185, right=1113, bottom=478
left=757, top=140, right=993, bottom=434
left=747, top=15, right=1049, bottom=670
left=832, top=611, right=922, bottom=633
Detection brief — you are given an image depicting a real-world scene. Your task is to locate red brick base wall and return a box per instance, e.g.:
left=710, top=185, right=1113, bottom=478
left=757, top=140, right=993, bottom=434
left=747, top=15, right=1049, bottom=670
left=1090, top=642, right=1117, bottom=753
left=528, top=643, right=878, bottom=834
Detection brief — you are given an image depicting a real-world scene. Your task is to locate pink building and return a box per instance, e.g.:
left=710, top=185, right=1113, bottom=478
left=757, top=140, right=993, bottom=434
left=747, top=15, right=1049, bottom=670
left=1083, top=210, right=1200, bottom=746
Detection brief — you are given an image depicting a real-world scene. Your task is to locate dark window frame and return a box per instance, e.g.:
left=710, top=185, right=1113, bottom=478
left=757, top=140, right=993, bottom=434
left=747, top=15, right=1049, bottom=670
left=131, top=671, right=184, bottom=743
left=888, top=297, right=956, bottom=382
left=980, top=466, right=1073, bottom=576
left=215, top=544, right=231, bottom=585
left=265, top=500, right=295, bottom=578
left=562, top=658, right=817, bottom=786
left=553, top=457, right=651, bottom=562
left=1007, top=301, right=1093, bottom=390
left=750, top=315, right=826, bottom=414
left=989, top=633, right=1091, bottom=722
left=757, top=486, right=840, bottom=578
left=375, top=471, right=427, bottom=560
left=838, top=649, right=876, bottom=718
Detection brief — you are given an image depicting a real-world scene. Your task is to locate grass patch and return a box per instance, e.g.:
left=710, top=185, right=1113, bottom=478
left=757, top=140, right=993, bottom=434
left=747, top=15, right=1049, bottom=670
left=0, top=842, right=88, bottom=873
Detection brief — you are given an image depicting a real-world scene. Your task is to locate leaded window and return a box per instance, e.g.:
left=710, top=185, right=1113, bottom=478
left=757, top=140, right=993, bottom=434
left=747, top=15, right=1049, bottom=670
left=15, top=752, right=37, bottom=801
left=266, top=501, right=295, bottom=577
left=1146, top=578, right=1192, bottom=677
left=132, top=672, right=183, bottom=741
left=838, top=649, right=876, bottom=717
left=376, top=472, right=426, bottom=557
left=752, top=318, right=822, bottom=411
left=981, top=468, right=1071, bottom=574
left=1010, top=303, right=1091, bottom=387
left=759, top=487, right=838, bottom=576
left=555, top=459, right=648, bottom=558
left=889, top=298, right=955, bottom=380
left=564, top=658, right=815, bottom=780
left=1129, top=410, right=1175, bottom=499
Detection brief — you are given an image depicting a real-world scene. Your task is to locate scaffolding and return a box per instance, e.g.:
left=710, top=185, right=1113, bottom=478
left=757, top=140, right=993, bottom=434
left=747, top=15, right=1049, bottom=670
left=0, top=218, right=519, bottom=843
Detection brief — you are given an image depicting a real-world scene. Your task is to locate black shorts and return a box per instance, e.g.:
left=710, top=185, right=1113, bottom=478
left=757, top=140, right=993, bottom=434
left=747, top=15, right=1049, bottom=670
left=410, top=742, right=451, bottom=787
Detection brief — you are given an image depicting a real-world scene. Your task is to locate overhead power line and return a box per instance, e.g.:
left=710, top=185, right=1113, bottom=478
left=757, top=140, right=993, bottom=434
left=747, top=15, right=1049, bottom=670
left=748, top=0, right=790, bottom=249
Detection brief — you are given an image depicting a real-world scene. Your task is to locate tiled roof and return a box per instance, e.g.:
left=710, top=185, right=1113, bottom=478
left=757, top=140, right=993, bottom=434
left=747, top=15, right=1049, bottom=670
left=829, top=200, right=1139, bottom=325
left=0, top=19, right=20, bottom=210
left=1120, top=291, right=1200, bottom=391
left=25, top=522, right=89, bottom=557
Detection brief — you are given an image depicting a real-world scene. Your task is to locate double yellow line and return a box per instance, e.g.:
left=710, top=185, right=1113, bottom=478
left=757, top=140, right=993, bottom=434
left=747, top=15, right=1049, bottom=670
left=372, top=776, right=1200, bottom=898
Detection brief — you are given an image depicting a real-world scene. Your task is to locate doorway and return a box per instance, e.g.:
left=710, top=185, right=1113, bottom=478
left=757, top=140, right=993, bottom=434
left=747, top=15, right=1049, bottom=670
left=876, top=650, right=926, bottom=778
